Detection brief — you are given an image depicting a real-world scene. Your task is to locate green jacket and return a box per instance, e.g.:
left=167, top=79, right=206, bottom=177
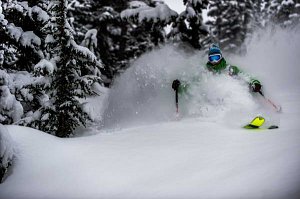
left=178, top=58, right=261, bottom=94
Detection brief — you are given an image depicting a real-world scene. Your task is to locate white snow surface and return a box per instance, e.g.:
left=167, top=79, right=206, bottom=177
left=1, top=28, right=300, bottom=198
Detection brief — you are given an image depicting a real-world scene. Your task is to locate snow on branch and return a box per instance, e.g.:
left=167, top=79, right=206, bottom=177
left=0, top=70, right=9, bottom=86
left=20, top=31, right=41, bottom=49
left=0, top=70, right=24, bottom=124
left=0, top=2, right=8, bottom=26
left=0, top=124, right=14, bottom=183
left=281, top=0, right=295, bottom=6
left=0, top=124, right=14, bottom=169
left=0, top=86, right=24, bottom=123
left=121, top=6, right=150, bottom=20
left=184, top=0, right=207, bottom=7
left=6, top=24, right=23, bottom=41
left=5, top=24, right=41, bottom=50
left=70, top=40, right=103, bottom=68
left=34, top=59, right=56, bottom=75
left=28, top=6, right=50, bottom=24
left=129, top=1, right=148, bottom=9
left=81, top=29, right=98, bottom=53
left=121, top=4, right=178, bottom=25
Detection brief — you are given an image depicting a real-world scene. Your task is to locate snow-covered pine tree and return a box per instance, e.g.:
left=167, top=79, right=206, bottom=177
left=251, top=0, right=265, bottom=28
left=184, top=0, right=209, bottom=49
left=68, top=0, right=171, bottom=80
left=27, top=0, right=103, bottom=137
left=206, top=0, right=255, bottom=53
left=0, top=70, right=23, bottom=124
left=0, top=124, right=14, bottom=183
left=0, top=1, right=45, bottom=126
left=260, top=0, right=282, bottom=27
left=259, top=0, right=300, bottom=28
left=0, top=0, right=48, bottom=71
left=274, top=0, right=300, bottom=28
left=81, top=29, right=98, bottom=55
left=68, top=0, right=126, bottom=79
left=168, top=0, right=209, bottom=49
left=121, top=0, right=177, bottom=42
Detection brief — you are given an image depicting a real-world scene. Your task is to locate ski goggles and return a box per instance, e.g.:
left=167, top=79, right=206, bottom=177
left=208, top=54, right=222, bottom=63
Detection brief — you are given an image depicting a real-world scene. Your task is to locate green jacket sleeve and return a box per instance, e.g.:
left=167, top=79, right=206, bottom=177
left=228, top=65, right=261, bottom=85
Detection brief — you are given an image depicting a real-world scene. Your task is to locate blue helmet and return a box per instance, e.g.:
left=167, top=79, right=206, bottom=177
left=208, top=44, right=222, bottom=64
left=208, top=43, right=222, bottom=55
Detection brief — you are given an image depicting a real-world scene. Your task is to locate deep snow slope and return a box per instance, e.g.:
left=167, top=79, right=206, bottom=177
left=1, top=28, right=300, bottom=199
left=1, top=95, right=300, bottom=199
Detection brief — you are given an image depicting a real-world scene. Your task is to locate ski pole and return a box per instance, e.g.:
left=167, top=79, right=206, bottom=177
left=258, top=91, right=282, bottom=112
left=175, top=88, right=179, bottom=113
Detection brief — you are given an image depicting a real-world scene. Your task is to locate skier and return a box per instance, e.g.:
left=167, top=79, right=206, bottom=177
left=171, top=44, right=281, bottom=129
left=172, top=44, right=262, bottom=94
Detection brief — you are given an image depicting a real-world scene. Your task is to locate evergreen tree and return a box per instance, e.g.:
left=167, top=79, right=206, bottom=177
left=0, top=124, right=14, bottom=184
left=261, top=0, right=300, bottom=28
left=168, top=0, right=209, bottom=49
left=261, top=0, right=281, bottom=26
left=29, top=0, right=103, bottom=137
left=206, top=0, right=255, bottom=53
left=0, top=0, right=45, bottom=125
left=0, top=0, right=48, bottom=71
left=0, top=70, right=23, bottom=124
left=251, top=0, right=265, bottom=28
left=68, top=0, right=170, bottom=80
left=274, top=0, right=300, bottom=27
left=1, top=0, right=104, bottom=137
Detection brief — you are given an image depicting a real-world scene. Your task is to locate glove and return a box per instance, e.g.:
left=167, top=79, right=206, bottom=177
left=249, top=80, right=262, bottom=93
left=172, top=79, right=181, bottom=91
left=228, top=66, right=239, bottom=76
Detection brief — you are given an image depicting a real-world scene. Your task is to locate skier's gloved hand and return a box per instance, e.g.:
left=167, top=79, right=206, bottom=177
left=172, top=79, right=181, bottom=91
left=228, top=66, right=238, bottom=76
left=249, top=80, right=262, bottom=93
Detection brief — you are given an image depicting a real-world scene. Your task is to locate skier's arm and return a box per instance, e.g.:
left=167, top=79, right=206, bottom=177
left=228, top=65, right=262, bottom=93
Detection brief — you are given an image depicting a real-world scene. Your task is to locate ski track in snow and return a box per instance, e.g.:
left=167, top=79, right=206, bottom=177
left=1, top=29, right=300, bottom=198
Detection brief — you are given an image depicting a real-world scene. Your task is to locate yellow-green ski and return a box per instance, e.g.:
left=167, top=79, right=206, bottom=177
left=243, top=116, right=279, bottom=130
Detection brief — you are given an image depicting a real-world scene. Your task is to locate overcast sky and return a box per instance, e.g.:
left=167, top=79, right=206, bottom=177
left=163, top=0, right=185, bottom=13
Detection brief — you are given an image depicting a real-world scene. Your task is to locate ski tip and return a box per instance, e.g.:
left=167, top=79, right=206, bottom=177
left=268, top=125, right=279, bottom=129
left=243, top=125, right=279, bottom=130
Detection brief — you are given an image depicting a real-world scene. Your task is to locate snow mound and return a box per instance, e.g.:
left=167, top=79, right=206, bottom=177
left=1, top=115, right=300, bottom=198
